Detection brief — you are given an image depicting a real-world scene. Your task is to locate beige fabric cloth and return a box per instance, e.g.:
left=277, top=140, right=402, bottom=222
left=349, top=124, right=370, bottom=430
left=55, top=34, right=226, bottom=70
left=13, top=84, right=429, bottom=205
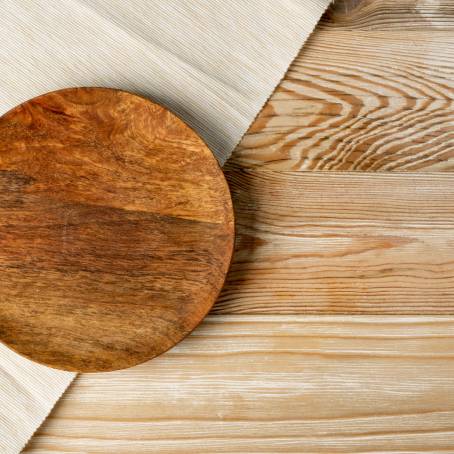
left=0, top=344, right=75, bottom=453
left=0, top=0, right=330, bottom=452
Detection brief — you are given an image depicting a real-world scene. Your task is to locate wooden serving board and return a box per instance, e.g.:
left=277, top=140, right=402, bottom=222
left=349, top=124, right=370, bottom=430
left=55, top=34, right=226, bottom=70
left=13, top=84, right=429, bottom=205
left=0, top=87, right=234, bottom=372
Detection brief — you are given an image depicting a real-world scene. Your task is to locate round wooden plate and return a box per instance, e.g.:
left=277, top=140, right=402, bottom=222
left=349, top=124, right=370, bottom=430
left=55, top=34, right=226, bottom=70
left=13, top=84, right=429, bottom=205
left=0, top=87, right=234, bottom=372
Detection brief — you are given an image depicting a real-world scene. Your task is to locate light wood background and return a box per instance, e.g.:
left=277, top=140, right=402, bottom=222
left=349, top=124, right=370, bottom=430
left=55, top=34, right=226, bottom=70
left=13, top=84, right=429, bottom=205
left=25, top=1, right=454, bottom=452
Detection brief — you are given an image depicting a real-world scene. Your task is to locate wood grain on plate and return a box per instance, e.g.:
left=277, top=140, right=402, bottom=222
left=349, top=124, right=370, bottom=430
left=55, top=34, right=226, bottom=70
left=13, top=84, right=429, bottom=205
left=0, top=87, right=234, bottom=372
left=24, top=315, right=454, bottom=453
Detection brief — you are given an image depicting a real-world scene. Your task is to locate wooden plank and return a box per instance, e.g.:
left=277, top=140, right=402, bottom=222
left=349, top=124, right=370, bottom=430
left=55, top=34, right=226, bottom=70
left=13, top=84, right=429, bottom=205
left=327, top=0, right=454, bottom=31
left=227, top=1, right=454, bottom=171
left=24, top=315, right=454, bottom=453
left=215, top=170, right=454, bottom=314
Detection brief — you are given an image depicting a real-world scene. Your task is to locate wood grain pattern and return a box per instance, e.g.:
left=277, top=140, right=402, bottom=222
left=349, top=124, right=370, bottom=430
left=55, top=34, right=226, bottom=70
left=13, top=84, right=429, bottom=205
left=327, top=0, right=454, bottom=30
left=23, top=315, right=454, bottom=453
left=0, top=87, right=234, bottom=372
left=227, top=0, right=454, bottom=172
left=217, top=170, right=454, bottom=314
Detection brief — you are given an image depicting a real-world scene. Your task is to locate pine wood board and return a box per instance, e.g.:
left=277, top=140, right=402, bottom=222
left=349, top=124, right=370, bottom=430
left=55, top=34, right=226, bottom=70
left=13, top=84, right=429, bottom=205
left=226, top=0, right=454, bottom=172
left=216, top=170, right=454, bottom=314
left=24, top=315, right=454, bottom=453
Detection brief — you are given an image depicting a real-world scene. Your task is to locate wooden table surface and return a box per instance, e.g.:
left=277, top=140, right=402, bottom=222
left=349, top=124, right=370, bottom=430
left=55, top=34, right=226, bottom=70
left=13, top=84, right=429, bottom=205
left=25, top=1, right=454, bottom=452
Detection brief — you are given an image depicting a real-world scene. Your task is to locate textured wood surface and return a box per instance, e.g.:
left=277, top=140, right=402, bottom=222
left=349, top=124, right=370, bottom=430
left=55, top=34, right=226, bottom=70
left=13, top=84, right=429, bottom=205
left=26, top=0, right=454, bottom=452
left=216, top=171, right=454, bottom=314
left=227, top=0, right=454, bottom=172
left=24, top=315, right=454, bottom=453
left=0, top=87, right=234, bottom=372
